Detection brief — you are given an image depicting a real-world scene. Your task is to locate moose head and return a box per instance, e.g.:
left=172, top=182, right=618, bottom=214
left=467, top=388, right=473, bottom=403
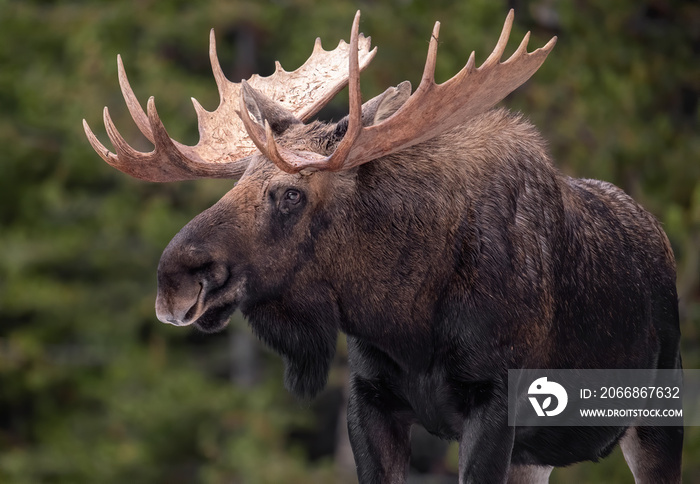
left=83, top=9, right=554, bottom=336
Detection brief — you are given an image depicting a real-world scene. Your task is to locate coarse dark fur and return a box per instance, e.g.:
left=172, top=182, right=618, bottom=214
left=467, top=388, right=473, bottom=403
left=155, top=90, right=683, bottom=483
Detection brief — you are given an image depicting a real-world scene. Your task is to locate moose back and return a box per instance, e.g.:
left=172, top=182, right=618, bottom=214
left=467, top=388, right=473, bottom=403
left=84, top=10, right=683, bottom=484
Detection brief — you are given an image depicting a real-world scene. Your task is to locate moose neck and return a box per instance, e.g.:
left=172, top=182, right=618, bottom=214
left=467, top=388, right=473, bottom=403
left=312, top=109, right=559, bottom=371
left=314, top=140, right=475, bottom=369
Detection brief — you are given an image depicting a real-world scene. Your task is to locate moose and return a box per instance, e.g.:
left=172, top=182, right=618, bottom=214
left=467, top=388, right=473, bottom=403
left=84, top=10, right=683, bottom=484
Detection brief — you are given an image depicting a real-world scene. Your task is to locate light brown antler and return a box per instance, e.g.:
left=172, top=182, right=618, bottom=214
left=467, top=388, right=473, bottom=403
left=238, top=11, right=365, bottom=174
left=242, top=9, right=557, bottom=173
left=83, top=26, right=377, bottom=182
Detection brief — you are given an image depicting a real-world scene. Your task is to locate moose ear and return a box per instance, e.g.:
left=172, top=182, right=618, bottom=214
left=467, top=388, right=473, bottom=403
left=241, top=81, right=303, bottom=135
left=333, top=81, right=411, bottom=144
left=362, top=80, right=412, bottom=126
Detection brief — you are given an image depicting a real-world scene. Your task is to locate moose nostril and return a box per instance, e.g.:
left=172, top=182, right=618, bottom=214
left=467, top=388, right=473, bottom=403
left=155, top=281, right=205, bottom=326
left=183, top=283, right=204, bottom=322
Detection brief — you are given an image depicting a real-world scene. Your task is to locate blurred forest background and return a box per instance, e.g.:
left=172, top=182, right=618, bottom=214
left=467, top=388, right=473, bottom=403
left=1, top=0, right=699, bottom=482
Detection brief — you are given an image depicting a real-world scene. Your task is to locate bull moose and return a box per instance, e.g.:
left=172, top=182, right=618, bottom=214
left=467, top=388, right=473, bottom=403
left=83, top=10, right=683, bottom=484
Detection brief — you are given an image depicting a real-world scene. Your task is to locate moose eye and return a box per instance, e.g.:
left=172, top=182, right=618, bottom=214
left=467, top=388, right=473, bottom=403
left=278, top=188, right=305, bottom=214
left=284, top=189, right=301, bottom=204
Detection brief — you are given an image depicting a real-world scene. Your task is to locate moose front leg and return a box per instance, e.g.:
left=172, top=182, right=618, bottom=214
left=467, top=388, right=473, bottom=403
left=458, top=395, right=515, bottom=484
left=347, top=375, right=413, bottom=484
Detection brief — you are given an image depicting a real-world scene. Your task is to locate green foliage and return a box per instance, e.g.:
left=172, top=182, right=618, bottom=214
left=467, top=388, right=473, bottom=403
left=1, top=0, right=698, bottom=482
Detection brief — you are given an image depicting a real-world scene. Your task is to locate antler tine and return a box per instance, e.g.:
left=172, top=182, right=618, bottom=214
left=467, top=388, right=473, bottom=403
left=236, top=83, right=266, bottom=150
left=147, top=96, right=181, bottom=156
left=263, top=121, right=288, bottom=170
left=540, top=35, right=558, bottom=56
left=323, top=10, right=363, bottom=171
left=481, top=9, right=514, bottom=69
left=117, top=55, right=154, bottom=143
left=83, top=118, right=118, bottom=164
left=236, top=85, right=290, bottom=172
left=508, top=31, right=531, bottom=60
left=209, top=28, right=228, bottom=103
left=103, top=106, right=146, bottom=161
left=263, top=121, right=322, bottom=172
left=421, top=22, right=441, bottom=86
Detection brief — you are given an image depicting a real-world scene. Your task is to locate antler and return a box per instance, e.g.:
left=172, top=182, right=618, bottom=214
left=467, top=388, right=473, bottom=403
left=83, top=26, right=377, bottom=182
left=242, top=9, right=557, bottom=173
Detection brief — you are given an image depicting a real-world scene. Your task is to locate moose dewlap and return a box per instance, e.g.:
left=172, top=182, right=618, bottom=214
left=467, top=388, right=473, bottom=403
left=84, top=10, right=683, bottom=484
